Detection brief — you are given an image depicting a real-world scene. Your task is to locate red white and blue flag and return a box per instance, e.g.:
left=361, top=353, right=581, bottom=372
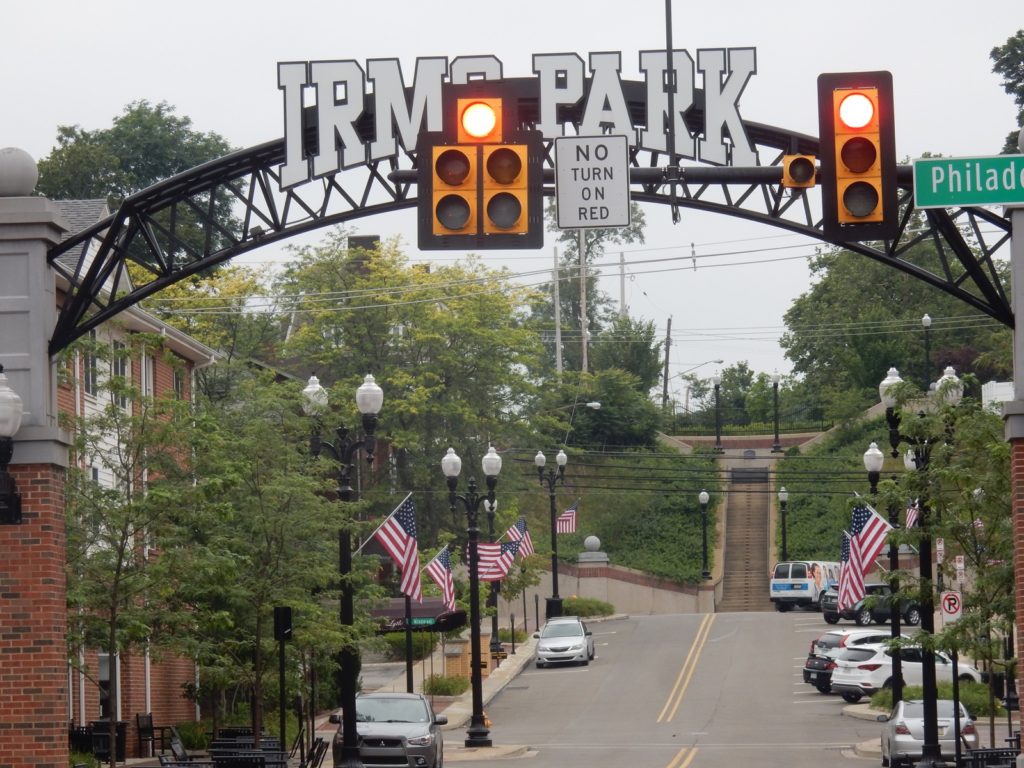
left=556, top=500, right=579, bottom=534
left=837, top=531, right=863, bottom=611
left=478, top=540, right=519, bottom=582
left=504, top=517, right=535, bottom=558
left=424, top=544, right=455, bottom=611
left=849, top=501, right=894, bottom=573
left=371, top=494, right=422, bottom=602
left=905, top=498, right=920, bottom=529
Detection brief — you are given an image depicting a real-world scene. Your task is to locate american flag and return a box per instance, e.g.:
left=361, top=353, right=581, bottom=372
left=849, top=502, right=894, bottom=573
left=556, top=500, right=579, bottom=534
left=504, top=517, right=535, bottom=558
left=905, top=498, right=920, bottom=529
left=837, top=531, right=864, bottom=611
left=372, top=495, right=422, bottom=602
left=424, top=545, right=455, bottom=611
left=478, top=540, right=519, bottom=582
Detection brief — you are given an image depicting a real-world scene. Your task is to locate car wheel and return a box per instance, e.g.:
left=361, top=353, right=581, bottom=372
left=959, top=673, right=976, bottom=683
left=815, top=683, right=832, bottom=694
left=882, top=749, right=889, bottom=767
left=775, top=602, right=791, bottom=613
left=841, top=691, right=863, bottom=703
left=824, top=613, right=840, bottom=625
left=582, top=657, right=590, bottom=666
left=855, top=608, right=873, bottom=626
left=904, top=607, right=921, bottom=626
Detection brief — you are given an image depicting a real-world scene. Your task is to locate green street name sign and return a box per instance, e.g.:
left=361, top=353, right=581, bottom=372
left=913, top=155, right=1024, bottom=208
left=408, top=617, right=435, bottom=626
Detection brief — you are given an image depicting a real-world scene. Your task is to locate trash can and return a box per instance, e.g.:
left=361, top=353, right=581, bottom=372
left=89, top=720, right=127, bottom=761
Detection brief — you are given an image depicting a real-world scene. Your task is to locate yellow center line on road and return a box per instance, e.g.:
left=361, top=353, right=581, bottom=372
left=656, top=613, right=715, bottom=724
left=665, top=745, right=699, bottom=768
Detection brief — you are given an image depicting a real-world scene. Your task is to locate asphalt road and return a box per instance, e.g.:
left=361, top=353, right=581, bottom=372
left=456, top=610, right=885, bottom=768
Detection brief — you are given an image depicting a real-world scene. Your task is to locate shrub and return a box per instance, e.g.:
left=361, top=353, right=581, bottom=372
left=868, top=681, right=1004, bottom=716
left=422, top=674, right=471, bottom=696
left=382, top=631, right=436, bottom=660
left=69, top=751, right=99, bottom=768
left=498, top=627, right=527, bottom=643
left=173, top=720, right=209, bottom=749
left=563, top=596, right=614, bottom=617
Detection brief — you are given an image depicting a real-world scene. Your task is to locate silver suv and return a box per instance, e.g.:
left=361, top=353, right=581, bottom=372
left=533, top=616, right=595, bottom=667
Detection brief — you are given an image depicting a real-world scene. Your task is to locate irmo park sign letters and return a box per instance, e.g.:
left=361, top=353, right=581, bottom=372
left=276, top=49, right=759, bottom=189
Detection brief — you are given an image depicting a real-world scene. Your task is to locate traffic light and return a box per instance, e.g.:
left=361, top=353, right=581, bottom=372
left=817, top=72, right=897, bottom=241
left=418, top=85, right=543, bottom=250
left=782, top=155, right=816, bottom=188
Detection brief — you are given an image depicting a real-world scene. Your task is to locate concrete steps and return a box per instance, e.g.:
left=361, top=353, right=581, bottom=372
left=717, top=482, right=774, bottom=612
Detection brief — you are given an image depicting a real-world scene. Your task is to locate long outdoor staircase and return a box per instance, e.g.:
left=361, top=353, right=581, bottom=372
left=716, top=466, right=775, bottom=612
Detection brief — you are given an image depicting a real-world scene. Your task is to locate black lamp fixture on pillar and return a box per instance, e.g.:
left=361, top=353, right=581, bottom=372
left=699, top=489, right=711, bottom=580
left=880, top=365, right=963, bottom=768
left=0, top=364, right=24, bottom=525
left=442, top=445, right=502, bottom=748
left=302, top=373, right=384, bottom=768
left=777, top=486, right=789, bottom=562
left=535, top=449, right=568, bottom=619
left=483, top=496, right=503, bottom=656
left=863, top=440, right=903, bottom=705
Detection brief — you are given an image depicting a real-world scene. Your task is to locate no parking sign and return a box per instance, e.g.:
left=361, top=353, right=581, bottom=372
left=940, top=591, right=962, bottom=624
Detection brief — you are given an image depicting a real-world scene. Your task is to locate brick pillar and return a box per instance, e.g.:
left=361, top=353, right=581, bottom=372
left=0, top=149, right=72, bottom=768
left=0, top=465, right=67, bottom=768
left=1007, top=408, right=1024, bottom=706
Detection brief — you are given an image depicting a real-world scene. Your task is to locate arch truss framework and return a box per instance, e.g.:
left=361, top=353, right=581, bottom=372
left=47, top=78, right=1013, bottom=355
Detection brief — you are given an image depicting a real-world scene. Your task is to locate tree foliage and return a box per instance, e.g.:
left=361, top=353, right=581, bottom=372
left=991, top=29, right=1024, bottom=153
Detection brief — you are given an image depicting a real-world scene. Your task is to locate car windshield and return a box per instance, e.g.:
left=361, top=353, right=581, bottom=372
left=541, top=622, right=583, bottom=638
left=902, top=701, right=963, bottom=718
left=837, top=647, right=880, bottom=662
left=356, top=697, right=430, bottom=723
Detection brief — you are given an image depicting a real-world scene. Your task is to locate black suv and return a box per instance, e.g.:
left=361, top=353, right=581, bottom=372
left=821, top=583, right=922, bottom=626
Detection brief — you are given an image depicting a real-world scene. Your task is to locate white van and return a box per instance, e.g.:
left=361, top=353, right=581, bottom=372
left=770, top=560, right=840, bottom=612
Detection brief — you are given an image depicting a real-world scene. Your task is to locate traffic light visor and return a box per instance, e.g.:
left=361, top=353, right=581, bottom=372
left=837, top=91, right=875, bottom=130
left=436, top=148, right=472, bottom=186
left=458, top=98, right=502, bottom=142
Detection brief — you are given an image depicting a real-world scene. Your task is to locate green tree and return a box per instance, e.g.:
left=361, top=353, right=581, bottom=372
left=62, top=334, right=196, bottom=768
left=991, top=30, right=1024, bottom=153
left=38, top=101, right=233, bottom=206
left=590, top=315, right=663, bottom=393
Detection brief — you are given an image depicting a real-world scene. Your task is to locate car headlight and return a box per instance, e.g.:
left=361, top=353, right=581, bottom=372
left=568, top=644, right=583, bottom=651
left=408, top=733, right=435, bottom=747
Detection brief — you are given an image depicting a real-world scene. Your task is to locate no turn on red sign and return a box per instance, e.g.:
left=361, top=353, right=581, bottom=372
left=555, top=135, right=631, bottom=229
left=940, top=591, right=962, bottom=624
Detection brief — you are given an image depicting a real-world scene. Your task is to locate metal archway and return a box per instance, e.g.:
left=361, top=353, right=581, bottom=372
left=47, top=77, right=1012, bottom=355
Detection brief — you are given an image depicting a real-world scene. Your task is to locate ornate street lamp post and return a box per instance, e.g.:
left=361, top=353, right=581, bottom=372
left=711, top=373, right=724, bottom=453
left=864, top=441, right=903, bottom=705
left=699, top=489, right=711, bottom=580
left=777, top=486, right=789, bottom=562
left=484, top=498, right=503, bottom=656
left=442, top=446, right=502, bottom=748
left=771, top=370, right=783, bottom=453
left=535, top=449, right=568, bottom=619
left=302, top=374, right=384, bottom=768
left=880, top=365, right=962, bottom=768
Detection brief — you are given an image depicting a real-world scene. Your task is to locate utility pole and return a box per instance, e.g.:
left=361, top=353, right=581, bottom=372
left=619, top=251, right=626, bottom=317
left=661, top=317, right=672, bottom=410
left=553, top=247, right=562, bottom=375
left=578, top=230, right=588, bottom=373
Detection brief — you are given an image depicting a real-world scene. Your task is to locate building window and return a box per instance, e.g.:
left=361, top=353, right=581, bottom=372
left=98, top=653, right=112, bottom=719
left=173, top=368, right=185, bottom=399
left=111, top=341, right=128, bottom=409
left=84, top=330, right=99, bottom=397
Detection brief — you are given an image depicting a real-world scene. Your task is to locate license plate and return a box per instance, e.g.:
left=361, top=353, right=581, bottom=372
left=808, top=672, right=817, bottom=680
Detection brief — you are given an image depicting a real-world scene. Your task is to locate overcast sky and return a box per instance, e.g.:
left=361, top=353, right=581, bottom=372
left=3, top=1, right=1019, bottom=397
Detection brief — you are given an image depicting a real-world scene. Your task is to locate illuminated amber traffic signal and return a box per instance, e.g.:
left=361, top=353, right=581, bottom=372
left=782, top=155, right=816, bottom=188
left=817, top=72, right=897, bottom=241
left=418, top=87, right=543, bottom=250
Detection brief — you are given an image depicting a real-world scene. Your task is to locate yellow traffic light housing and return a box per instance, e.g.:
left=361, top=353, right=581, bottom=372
left=817, top=72, right=897, bottom=241
left=418, top=84, right=543, bottom=250
left=782, top=155, right=816, bottom=188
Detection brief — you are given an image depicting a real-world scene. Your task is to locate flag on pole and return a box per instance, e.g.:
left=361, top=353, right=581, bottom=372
left=556, top=500, right=579, bottom=534
left=424, top=545, right=455, bottom=611
left=905, top=498, right=920, bottom=529
left=837, top=531, right=863, bottom=611
left=479, top=540, right=519, bottom=581
left=849, top=501, right=894, bottom=573
left=371, top=495, right=422, bottom=602
left=504, top=517, right=535, bottom=558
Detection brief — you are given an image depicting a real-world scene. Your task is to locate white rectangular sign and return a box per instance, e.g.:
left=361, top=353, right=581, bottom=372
left=555, top=135, right=631, bottom=229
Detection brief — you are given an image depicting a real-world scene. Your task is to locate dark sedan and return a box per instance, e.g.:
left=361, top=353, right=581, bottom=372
left=821, top=584, right=921, bottom=626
